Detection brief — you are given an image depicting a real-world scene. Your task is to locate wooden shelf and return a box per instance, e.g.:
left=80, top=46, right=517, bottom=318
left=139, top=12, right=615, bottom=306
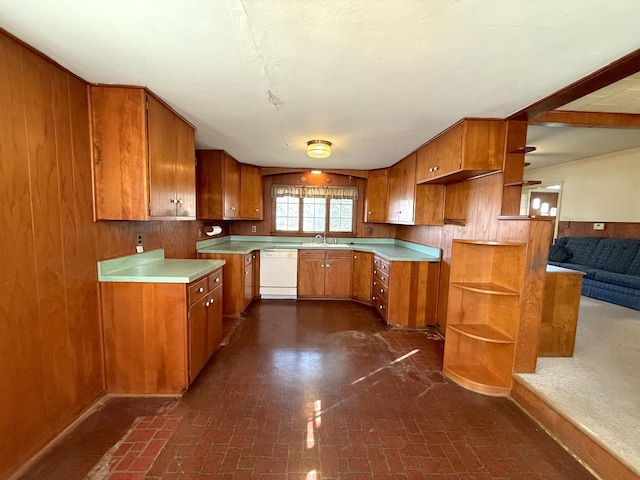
left=443, top=365, right=511, bottom=396
left=504, top=180, right=542, bottom=187
left=447, top=324, right=514, bottom=343
left=451, top=281, right=519, bottom=296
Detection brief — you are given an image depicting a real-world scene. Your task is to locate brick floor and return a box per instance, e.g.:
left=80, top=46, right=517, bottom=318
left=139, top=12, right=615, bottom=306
left=20, top=300, right=595, bottom=479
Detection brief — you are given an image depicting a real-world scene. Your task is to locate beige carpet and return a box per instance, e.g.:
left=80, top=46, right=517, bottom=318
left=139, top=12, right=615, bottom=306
left=516, top=296, right=640, bottom=475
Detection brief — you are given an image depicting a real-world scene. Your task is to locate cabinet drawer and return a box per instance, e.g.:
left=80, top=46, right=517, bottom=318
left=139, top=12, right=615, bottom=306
left=188, top=277, right=209, bottom=305
left=374, top=256, right=390, bottom=274
left=372, top=279, right=389, bottom=302
left=208, top=269, right=223, bottom=292
left=372, top=294, right=388, bottom=320
left=373, top=268, right=389, bottom=287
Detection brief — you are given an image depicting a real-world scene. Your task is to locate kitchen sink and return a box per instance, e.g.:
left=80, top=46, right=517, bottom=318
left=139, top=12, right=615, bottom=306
left=300, top=242, right=350, bottom=248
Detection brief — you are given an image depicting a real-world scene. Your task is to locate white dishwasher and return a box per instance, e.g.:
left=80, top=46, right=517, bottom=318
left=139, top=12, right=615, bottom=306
left=259, top=249, right=298, bottom=299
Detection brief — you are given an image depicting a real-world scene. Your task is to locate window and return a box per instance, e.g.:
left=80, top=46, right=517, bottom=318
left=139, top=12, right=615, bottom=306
left=272, top=185, right=357, bottom=234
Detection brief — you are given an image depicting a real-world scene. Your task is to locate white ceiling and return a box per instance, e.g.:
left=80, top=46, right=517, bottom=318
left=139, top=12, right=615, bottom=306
left=525, top=73, right=640, bottom=170
left=2, top=0, right=640, bottom=169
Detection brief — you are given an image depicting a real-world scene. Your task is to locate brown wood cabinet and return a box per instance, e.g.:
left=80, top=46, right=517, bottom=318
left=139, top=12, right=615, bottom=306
left=90, top=85, right=196, bottom=220
left=416, top=119, right=507, bottom=184
left=100, top=267, right=223, bottom=394
left=240, top=164, right=264, bottom=219
left=196, top=150, right=264, bottom=220
left=371, top=255, right=439, bottom=328
left=199, top=252, right=256, bottom=316
left=415, top=184, right=445, bottom=226
left=351, top=251, right=373, bottom=304
left=298, top=250, right=353, bottom=298
left=387, top=153, right=416, bottom=224
left=364, top=168, right=389, bottom=223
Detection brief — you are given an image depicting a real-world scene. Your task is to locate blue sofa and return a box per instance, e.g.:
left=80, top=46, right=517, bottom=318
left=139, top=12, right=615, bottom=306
left=548, top=237, right=640, bottom=310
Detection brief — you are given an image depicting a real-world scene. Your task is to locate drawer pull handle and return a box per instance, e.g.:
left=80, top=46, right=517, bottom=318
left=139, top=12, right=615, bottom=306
left=373, top=269, right=377, bottom=274
left=380, top=289, right=384, bottom=293
left=198, top=287, right=204, bottom=293
left=379, top=305, right=384, bottom=310
left=215, top=277, right=220, bottom=282
left=205, top=301, right=210, bottom=307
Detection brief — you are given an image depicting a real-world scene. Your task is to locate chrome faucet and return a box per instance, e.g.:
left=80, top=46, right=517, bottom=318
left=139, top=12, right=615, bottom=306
left=315, top=233, right=326, bottom=244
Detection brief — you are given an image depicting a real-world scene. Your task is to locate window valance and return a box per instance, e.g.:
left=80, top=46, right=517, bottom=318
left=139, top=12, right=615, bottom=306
left=271, top=184, right=359, bottom=200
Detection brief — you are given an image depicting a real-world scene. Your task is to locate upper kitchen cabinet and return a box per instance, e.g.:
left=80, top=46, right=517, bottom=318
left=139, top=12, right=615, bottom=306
left=239, top=163, right=263, bottom=220
left=364, top=168, right=389, bottom=223
left=90, top=85, right=196, bottom=220
left=387, top=153, right=416, bottom=224
left=416, top=119, right=506, bottom=184
left=196, top=150, right=263, bottom=220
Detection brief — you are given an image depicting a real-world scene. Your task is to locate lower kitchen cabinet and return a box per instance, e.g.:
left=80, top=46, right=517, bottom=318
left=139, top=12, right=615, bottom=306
left=298, top=249, right=352, bottom=298
left=351, top=251, right=373, bottom=304
left=198, top=251, right=257, bottom=316
left=100, top=267, right=224, bottom=394
left=371, top=255, right=439, bottom=328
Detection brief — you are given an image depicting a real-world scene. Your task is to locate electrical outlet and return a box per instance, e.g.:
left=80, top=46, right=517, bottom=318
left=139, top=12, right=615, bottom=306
left=251, top=225, right=257, bottom=233
left=137, top=233, right=143, bottom=246
left=365, top=227, right=374, bottom=236
left=593, top=222, right=605, bottom=231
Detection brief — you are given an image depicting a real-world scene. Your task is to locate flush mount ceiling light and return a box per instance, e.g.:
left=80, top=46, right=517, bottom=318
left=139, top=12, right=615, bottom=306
left=307, top=140, right=332, bottom=158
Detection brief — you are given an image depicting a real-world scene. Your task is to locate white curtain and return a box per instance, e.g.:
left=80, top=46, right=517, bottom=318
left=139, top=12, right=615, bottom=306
left=271, top=184, right=358, bottom=200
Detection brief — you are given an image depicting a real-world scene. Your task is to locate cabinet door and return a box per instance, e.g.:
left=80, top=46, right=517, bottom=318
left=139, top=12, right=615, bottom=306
left=432, top=123, right=463, bottom=178
left=365, top=169, right=389, bottom=223
left=90, top=86, right=149, bottom=220
left=324, top=251, right=352, bottom=298
left=352, top=252, right=373, bottom=303
left=175, top=116, right=196, bottom=218
left=188, top=295, right=209, bottom=382
left=298, top=250, right=325, bottom=297
left=239, top=164, right=263, bottom=219
left=244, top=258, right=253, bottom=308
left=416, top=142, right=435, bottom=183
left=224, top=153, right=240, bottom=219
left=388, top=154, right=416, bottom=224
left=414, top=184, right=444, bottom=226
left=207, top=286, right=223, bottom=357
left=196, top=150, right=224, bottom=219
left=147, top=94, right=178, bottom=218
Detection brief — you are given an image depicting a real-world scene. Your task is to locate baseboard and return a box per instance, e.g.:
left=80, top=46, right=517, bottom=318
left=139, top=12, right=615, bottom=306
left=511, top=376, right=639, bottom=480
left=8, top=391, right=108, bottom=480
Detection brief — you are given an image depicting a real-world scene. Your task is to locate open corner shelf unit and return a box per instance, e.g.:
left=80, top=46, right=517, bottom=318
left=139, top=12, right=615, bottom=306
left=443, top=239, right=526, bottom=396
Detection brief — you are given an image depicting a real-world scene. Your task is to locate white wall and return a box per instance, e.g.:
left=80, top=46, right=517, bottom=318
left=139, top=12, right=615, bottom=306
left=523, top=146, right=640, bottom=222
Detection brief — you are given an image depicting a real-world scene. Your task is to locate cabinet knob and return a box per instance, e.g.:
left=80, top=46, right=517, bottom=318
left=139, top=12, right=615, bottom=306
left=372, top=296, right=377, bottom=300
left=429, top=167, right=433, bottom=172
left=368, top=211, right=372, bottom=215
left=205, top=301, right=210, bottom=307
left=354, top=255, right=357, bottom=259
left=373, top=270, right=377, bottom=274
left=255, top=208, right=259, bottom=212
left=380, top=289, right=384, bottom=293
left=252, top=255, right=256, bottom=259
left=373, top=281, right=377, bottom=285
left=381, top=276, right=385, bottom=281
left=325, top=263, right=330, bottom=268
left=379, top=305, right=384, bottom=310
left=177, top=199, right=182, bottom=205
left=215, top=277, right=220, bottom=282
left=434, top=166, right=439, bottom=171
left=198, top=287, right=204, bottom=293
left=170, top=198, right=176, bottom=204
left=320, top=263, right=325, bottom=268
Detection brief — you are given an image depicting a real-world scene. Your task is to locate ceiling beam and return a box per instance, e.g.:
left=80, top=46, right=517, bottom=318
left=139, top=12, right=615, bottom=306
left=509, top=47, right=640, bottom=121
left=530, top=110, right=640, bottom=128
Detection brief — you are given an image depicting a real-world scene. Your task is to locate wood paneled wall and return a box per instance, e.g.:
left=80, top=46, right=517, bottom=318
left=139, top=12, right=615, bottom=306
left=396, top=173, right=505, bottom=330
left=557, top=221, right=640, bottom=239
left=0, top=30, right=204, bottom=478
left=229, top=172, right=396, bottom=239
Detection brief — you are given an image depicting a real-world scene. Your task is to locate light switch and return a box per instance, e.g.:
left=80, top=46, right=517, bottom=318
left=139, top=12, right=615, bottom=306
left=593, top=223, right=605, bottom=231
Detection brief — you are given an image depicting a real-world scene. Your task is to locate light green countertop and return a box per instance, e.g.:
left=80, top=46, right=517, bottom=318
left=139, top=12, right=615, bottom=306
left=98, top=249, right=225, bottom=283
left=196, top=236, right=440, bottom=262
